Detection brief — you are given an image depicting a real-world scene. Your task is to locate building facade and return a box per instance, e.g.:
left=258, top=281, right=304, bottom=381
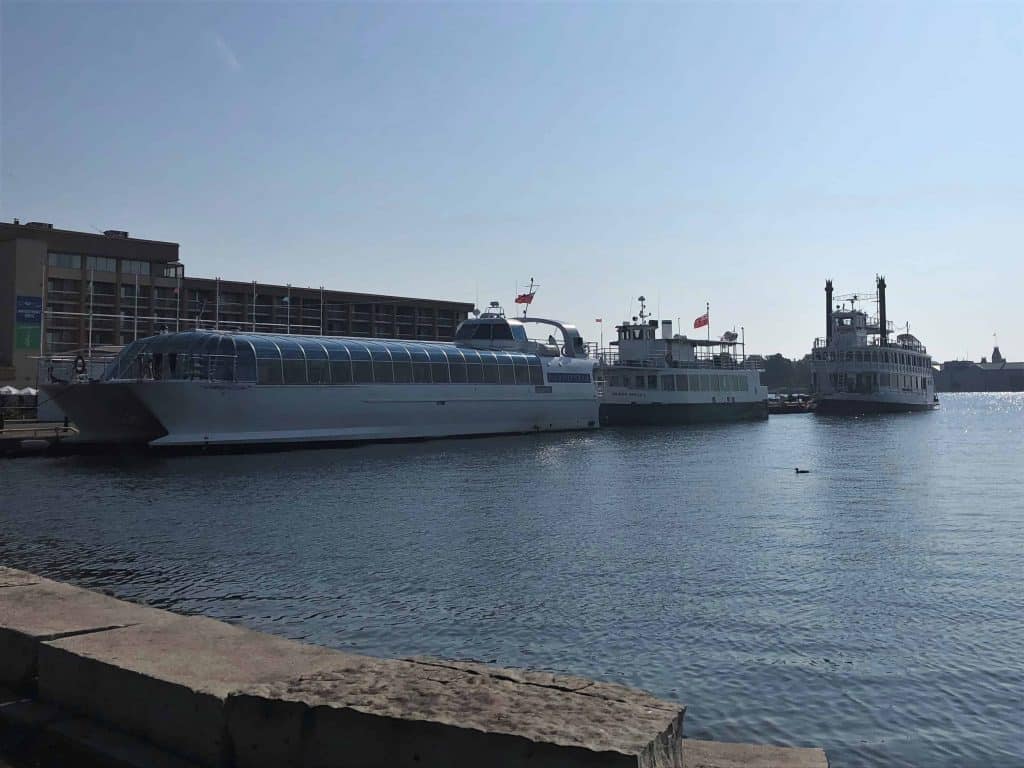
left=934, top=346, right=1024, bottom=392
left=1, top=221, right=473, bottom=387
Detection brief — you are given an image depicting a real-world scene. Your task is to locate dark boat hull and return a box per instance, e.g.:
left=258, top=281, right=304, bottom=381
left=599, top=400, right=769, bottom=426
left=814, top=397, right=938, bottom=415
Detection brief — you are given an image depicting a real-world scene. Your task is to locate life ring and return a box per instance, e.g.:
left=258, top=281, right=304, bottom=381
left=74, top=355, right=87, bottom=375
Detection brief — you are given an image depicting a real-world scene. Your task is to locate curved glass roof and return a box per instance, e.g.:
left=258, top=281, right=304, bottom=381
left=103, top=330, right=547, bottom=386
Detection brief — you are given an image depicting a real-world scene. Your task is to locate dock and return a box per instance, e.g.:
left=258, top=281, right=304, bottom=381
left=0, top=566, right=829, bottom=767
left=0, top=422, right=77, bottom=457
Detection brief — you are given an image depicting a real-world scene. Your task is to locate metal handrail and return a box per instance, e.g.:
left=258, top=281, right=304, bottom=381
left=589, top=345, right=761, bottom=370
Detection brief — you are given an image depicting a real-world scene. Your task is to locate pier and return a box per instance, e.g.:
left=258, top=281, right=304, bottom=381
left=0, top=566, right=828, bottom=767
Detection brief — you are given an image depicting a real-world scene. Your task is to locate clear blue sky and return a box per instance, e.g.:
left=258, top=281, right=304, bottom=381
left=2, top=1, right=1021, bottom=360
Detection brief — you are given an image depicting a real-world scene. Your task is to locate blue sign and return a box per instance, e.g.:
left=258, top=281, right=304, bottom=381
left=15, top=295, right=42, bottom=325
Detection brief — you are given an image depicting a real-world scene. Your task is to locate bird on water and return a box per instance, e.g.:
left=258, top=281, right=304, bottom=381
left=795, top=468, right=810, bottom=474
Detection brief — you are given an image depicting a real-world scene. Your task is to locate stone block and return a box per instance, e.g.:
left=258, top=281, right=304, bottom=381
left=0, top=567, right=42, bottom=588
left=39, top=615, right=354, bottom=767
left=228, top=656, right=685, bottom=768
left=683, top=739, right=829, bottom=768
left=0, top=574, right=169, bottom=688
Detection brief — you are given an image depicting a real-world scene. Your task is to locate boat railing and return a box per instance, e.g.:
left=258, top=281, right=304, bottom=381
left=37, top=353, right=118, bottom=385
left=588, top=344, right=762, bottom=370
left=814, top=335, right=925, bottom=353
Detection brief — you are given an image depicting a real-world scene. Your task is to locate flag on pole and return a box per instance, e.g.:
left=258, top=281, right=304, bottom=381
left=514, top=292, right=534, bottom=305
left=693, top=312, right=709, bottom=329
left=595, top=318, right=602, bottom=323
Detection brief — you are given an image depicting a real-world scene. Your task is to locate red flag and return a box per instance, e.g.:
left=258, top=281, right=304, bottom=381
left=514, top=292, right=534, bottom=305
left=693, top=313, right=709, bottom=329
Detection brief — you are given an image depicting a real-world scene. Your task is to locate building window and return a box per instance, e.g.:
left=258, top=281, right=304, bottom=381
left=48, top=252, right=81, bottom=269
left=122, top=259, right=151, bottom=276
left=86, top=255, right=117, bottom=273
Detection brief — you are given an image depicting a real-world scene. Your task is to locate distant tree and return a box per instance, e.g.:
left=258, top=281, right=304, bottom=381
left=759, top=353, right=812, bottom=392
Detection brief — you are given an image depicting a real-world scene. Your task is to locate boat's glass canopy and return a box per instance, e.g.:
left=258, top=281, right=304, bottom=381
left=103, top=331, right=546, bottom=386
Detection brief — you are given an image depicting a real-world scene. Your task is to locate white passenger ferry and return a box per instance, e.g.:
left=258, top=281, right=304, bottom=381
left=810, top=277, right=938, bottom=414
left=43, top=306, right=599, bottom=447
left=595, top=301, right=768, bottom=425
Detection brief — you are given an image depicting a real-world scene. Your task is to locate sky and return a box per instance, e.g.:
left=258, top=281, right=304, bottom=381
left=2, top=1, right=1021, bottom=361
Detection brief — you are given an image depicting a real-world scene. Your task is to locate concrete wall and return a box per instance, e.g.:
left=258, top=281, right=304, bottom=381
left=0, top=567, right=688, bottom=768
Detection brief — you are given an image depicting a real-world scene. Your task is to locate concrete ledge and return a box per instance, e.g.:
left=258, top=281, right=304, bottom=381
left=2, top=567, right=826, bottom=768
left=0, top=570, right=172, bottom=690
left=39, top=615, right=351, bottom=767
left=229, top=656, right=683, bottom=768
left=683, top=739, right=829, bottom=768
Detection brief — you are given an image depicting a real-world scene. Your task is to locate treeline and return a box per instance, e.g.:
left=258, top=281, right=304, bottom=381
left=757, top=354, right=812, bottom=392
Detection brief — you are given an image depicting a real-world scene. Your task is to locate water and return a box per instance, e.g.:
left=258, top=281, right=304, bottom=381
left=2, top=393, right=1022, bottom=767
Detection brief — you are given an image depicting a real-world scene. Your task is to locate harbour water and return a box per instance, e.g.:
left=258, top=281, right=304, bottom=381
left=1, top=393, right=1021, bottom=767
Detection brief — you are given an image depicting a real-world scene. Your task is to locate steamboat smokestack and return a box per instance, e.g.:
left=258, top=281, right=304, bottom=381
left=877, top=275, right=888, bottom=346
left=825, top=279, right=834, bottom=345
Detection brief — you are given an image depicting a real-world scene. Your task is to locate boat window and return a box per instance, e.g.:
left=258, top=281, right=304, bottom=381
left=301, top=340, right=329, bottom=385
left=257, top=356, right=283, bottom=385
left=235, top=340, right=257, bottom=383
left=391, top=346, right=413, bottom=383
left=512, top=356, right=530, bottom=385
left=492, top=323, right=514, bottom=341
left=455, top=324, right=475, bottom=341
left=432, top=356, right=451, bottom=383
left=406, top=345, right=430, bottom=383
left=480, top=352, right=500, bottom=384
left=272, top=337, right=305, bottom=385
left=528, top=359, right=544, bottom=385
left=326, top=344, right=351, bottom=384
left=348, top=345, right=373, bottom=384
left=444, top=348, right=467, bottom=383
left=662, top=375, right=676, bottom=391
left=510, top=324, right=528, bottom=343
left=472, top=324, right=492, bottom=341
left=496, top=353, right=516, bottom=385
left=369, top=346, right=394, bottom=384
left=463, top=349, right=483, bottom=383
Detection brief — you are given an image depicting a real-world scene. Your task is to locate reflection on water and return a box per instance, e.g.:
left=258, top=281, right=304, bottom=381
left=2, top=393, right=1022, bottom=767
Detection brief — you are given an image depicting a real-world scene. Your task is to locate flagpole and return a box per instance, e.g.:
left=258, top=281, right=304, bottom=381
left=286, top=284, right=291, bottom=335
left=252, top=281, right=257, bottom=332
left=706, top=301, right=710, bottom=342
left=215, top=277, right=220, bottom=331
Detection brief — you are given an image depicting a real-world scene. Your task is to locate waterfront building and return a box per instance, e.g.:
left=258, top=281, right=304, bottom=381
left=934, top=346, right=1024, bottom=392
left=0, top=220, right=473, bottom=387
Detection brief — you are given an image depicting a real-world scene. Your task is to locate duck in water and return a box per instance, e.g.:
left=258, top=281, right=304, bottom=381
left=795, top=468, right=810, bottom=474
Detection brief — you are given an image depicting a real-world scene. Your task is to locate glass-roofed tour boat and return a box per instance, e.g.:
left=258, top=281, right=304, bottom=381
left=43, top=303, right=599, bottom=447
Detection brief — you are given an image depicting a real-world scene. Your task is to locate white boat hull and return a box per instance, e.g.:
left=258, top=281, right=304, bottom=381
left=46, top=380, right=599, bottom=446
